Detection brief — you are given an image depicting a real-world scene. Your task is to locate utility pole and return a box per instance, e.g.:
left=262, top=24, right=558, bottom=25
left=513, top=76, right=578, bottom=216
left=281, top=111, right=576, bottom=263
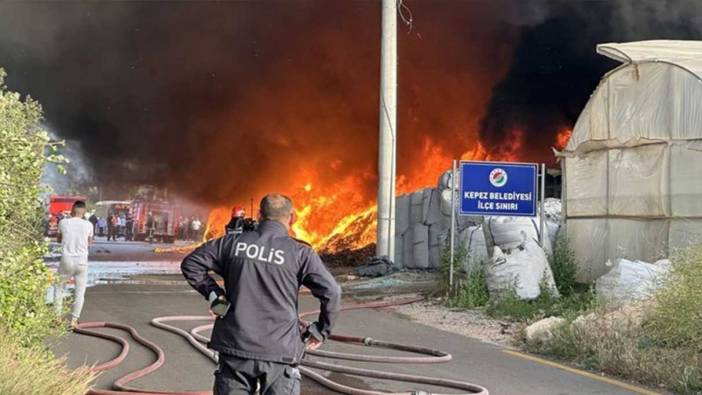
left=377, top=0, right=397, bottom=261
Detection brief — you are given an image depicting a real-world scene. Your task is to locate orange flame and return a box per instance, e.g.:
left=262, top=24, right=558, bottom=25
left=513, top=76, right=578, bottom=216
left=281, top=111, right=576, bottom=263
left=555, top=128, right=572, bottom=150
left=200, top=129, right=567, bottom=254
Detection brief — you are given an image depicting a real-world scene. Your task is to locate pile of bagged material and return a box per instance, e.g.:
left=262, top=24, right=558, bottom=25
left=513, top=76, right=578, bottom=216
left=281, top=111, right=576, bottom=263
left=486, top=239, right=559, bottom=299
left=393, top=169, right=560, bottom=299
left=542, top=198, right=563, bottom=248
left=483, top=215, right=553, bottom=256
left=595, top=258, right=671, bottom=305
left=394, top=170, right=485, bottom=271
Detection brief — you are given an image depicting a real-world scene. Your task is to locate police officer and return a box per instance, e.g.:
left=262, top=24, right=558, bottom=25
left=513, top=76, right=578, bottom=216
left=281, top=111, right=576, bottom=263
left=181, top=193, right=341, bottom=395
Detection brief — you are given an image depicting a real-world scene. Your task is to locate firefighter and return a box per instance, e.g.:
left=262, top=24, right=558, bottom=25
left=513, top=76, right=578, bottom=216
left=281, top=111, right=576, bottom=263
left=225, top=206, right=246, bottom=235
left=181, top=193, right=341, bottom=395
left=146, top=212, right=155, bottom=242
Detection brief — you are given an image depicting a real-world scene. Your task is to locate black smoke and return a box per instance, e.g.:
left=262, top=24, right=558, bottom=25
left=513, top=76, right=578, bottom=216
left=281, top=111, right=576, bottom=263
left=0, top=1, right=511, bottom=204
left=0, top=1, right=700, bottom=203
left=479, top=0, right=702, bottom=161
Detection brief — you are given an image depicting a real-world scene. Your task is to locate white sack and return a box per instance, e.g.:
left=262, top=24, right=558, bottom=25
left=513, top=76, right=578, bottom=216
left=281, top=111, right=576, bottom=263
left=483, top=215, right=552, bottom=256
left=543, top=198, right=562, bottom=247
left=459, top=225, right=489, bottom=271
left=595, top=258, right=671, bottom=305
left=486, top=238, right=559, bottom=300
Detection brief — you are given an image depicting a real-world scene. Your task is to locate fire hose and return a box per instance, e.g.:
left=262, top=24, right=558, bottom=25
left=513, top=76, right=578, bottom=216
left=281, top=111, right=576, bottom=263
left=73, top=298, right=489, bottom=395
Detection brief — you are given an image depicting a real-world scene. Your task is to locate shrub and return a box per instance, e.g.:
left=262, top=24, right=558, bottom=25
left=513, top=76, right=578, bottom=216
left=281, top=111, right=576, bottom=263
left=645, top=245, right=702, bottom=349
left=450, top=265, right=490, bottom=309
left=0, top=68, right=61, bottom=344
left=549, top=236, right=578, bottom=296
left=0, top=330, right=95, bottom=395
left=438, top=241, right=490, bottom=308
left=438, top=243, right=468, bottom=295
left=524, top=245, right=702, bottom=394
left=526, top=305, right=702, bottom=394
left=439, top=236, right=591, bottom=315
left=486, top=283, right=594, bottom=322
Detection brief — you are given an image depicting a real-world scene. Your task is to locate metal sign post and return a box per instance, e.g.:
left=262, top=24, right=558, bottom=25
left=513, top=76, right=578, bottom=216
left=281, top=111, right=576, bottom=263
left=449, top=160, right=542, bottom=297
left=449, top=159, right=457, bottom=293
left=458, top=161, right=538, bottom=217
left=539, top=163, right=546, bottom=247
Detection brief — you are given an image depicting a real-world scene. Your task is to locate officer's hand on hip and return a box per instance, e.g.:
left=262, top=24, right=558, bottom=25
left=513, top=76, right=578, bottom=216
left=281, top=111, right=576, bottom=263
left=305, top=337, right=322, bottom=351
left=208, top=292, right=230, bottom=317
left=302, top=321, right=324, bottom=350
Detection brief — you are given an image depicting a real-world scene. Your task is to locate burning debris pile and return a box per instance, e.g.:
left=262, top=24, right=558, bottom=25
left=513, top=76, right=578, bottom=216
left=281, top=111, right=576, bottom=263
left=6, top=2, right=698, bottom=262
left=319, top=244, right=376, bottom=268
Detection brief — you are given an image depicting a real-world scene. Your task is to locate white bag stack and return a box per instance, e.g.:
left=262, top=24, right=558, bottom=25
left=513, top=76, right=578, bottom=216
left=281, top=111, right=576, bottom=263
left=543, top=198, right=562, bottom=247
left=483, top=215, right=552, bottom=256
left=459, top=225, right=489, bottom=270
left=486, top=238, right=559, bottom=299
left=595, top=258, right=671, bottom=305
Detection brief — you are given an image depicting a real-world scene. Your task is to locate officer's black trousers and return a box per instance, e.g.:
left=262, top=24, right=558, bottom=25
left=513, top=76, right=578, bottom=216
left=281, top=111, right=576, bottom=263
left=214, top=354, right=301, bottom=395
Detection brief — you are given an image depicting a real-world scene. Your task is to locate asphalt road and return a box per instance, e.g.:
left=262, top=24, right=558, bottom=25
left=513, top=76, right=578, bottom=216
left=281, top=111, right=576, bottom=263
left=50, top=241, right=659, bottom=395
left=46, top=239, right=191, bottom=262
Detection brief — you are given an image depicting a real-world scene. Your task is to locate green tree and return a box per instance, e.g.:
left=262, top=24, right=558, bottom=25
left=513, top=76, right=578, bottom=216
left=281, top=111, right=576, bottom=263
left=0, top=68, right=60, bottom=345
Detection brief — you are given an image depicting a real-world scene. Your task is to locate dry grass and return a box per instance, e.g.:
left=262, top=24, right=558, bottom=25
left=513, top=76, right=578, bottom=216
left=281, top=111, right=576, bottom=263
left=524, top=245, right=702, bottom=394
left=0, top=331, right=95, bottom=395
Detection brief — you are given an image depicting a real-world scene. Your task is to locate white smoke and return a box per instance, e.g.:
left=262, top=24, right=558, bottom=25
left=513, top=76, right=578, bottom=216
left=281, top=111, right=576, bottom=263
left=41, top=127, right=93, bottom=195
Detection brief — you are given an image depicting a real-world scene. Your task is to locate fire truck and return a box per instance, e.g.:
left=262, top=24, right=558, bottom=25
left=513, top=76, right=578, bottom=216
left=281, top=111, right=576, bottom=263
left=46, top=194, right=87, bottom=237
left=94, top=200, right=132, bottom=219
left=130, top=199, right=178, bottom=243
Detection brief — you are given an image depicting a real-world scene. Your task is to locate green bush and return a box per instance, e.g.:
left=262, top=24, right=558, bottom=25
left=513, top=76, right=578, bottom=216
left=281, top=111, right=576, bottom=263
left=0, top=68, right=61, bottom=345
left=438, top=241, right=490, bottom=308
left=486, top=283, right=594, bottom=322
left=439, top=236, right=591, bottom=315
left=0, top=330, right=95, bottom=395
left=450, top=266, right=490, bottom=309
left=645, top=245, right=702, bottom=349
left=438, top=243, right=467, bottom=295
left=526, top=305, right=702, bottom=394
left=524, top=245, right=702, bottom=394
left=549, top=236, right=578, bottom=296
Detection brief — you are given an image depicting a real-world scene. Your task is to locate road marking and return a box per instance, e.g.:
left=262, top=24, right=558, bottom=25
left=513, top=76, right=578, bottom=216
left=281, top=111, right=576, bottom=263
left=502, top=350, right=661, bottom=395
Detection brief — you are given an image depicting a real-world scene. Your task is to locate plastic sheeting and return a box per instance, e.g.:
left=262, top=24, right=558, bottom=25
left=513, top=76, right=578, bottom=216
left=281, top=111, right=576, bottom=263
left=595, top=258, right=671, bottom=305
left=564, top=50, right=702, bottom=149
left=564, top=150, right=607, bottom=216
left=562, top=40, right=702, bottom=282
left=608, top=144, right=668, bottom=216
left=670, top=142, right=702, bottom=216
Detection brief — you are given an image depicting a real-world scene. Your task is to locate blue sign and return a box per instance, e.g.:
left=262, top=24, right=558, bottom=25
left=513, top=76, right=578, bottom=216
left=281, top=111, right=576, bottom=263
left=459, top=161, right=537, bottom=216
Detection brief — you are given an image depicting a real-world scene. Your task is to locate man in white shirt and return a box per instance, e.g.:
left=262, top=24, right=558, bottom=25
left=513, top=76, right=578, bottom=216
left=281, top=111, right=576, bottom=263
left=191, top=217, right=202, bottom=240
left=54, top=200, right=94, bottom=327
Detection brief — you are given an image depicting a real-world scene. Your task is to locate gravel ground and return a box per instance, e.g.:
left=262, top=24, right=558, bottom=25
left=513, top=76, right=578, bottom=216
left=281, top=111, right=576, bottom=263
left=391, top=299, right=515, bottom=347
